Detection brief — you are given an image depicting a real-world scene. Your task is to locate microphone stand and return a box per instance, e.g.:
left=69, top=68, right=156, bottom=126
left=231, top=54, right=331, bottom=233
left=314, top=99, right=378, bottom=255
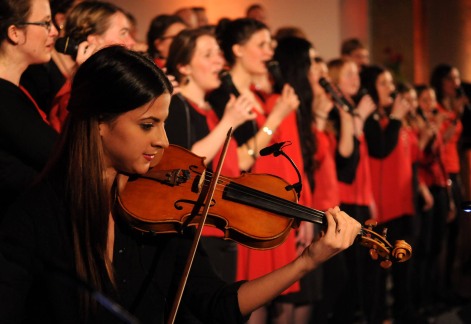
left=265, top=142, right=303, bottom=198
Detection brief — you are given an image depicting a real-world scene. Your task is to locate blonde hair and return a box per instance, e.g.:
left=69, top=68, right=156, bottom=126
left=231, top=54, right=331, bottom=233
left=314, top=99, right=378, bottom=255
left=64, top=1, right=124, bottom=41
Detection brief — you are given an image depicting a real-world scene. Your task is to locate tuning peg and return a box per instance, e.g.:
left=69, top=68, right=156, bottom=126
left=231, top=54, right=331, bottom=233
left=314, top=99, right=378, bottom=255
left=365, top=219, right=378, bottom=228
left=369, top=248, right=379, bottom=260
left=380, top=259, right=392, bottom=269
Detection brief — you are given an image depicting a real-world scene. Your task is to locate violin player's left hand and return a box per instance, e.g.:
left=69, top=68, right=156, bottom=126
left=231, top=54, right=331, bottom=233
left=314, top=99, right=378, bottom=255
left=298, top=206, right=361, bottom=271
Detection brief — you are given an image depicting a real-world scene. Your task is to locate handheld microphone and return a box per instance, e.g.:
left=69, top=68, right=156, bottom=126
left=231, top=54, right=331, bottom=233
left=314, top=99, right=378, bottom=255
left=259, top=141, right=287, bottom=157
left=416, top=107, right=428, bottom=122
left=219, top=70, right=240, bottom=97
left=266, top=60, right=285, bottom=94
left=390, top=91, right=398, bottom=101
left=54, top=37, right=79, bottom=58
left=318, top=77, right=354, bottom=113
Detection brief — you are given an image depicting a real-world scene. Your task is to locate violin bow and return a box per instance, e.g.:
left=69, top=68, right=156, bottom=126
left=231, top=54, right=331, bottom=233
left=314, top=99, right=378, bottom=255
left=166, top=128, right=234, bottom=324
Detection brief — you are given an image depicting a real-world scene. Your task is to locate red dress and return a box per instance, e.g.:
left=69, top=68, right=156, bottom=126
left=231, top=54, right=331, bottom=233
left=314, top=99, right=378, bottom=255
left=311, top=128, right=340, bottom=210
left=369, top=119, right=415, bottom=223
left=338, top=134, right=374, bottom=206
left=437, top=104, right=463, bottom=174
left=236, top=94, right=311, bottom=294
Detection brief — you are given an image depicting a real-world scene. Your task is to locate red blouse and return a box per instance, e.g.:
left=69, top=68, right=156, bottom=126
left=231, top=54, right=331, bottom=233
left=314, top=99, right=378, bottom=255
left=311, top=128, right=340, bottom=210
left=437, top=104, right=463, bottom=174
left=369, top=119, right=415, bottom=223
left=338, top=134, right=374, bottom=206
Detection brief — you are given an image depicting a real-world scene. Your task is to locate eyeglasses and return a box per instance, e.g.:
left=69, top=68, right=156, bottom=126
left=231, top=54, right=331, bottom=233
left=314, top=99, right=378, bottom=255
left=18, top=20, right=53, bottom=32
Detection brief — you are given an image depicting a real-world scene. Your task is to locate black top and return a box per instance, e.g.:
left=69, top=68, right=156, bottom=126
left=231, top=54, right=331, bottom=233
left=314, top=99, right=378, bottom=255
left=20, top=60, right=66, bottom=115
left=363, top=113, right=402, bottom=158
left=0, top=78, right=58, bottom=220
left=0, top=178, right=246, bottom=323
left=207, top=87, right=258, bottom=146
left=166, top=94, right=210, bottom=150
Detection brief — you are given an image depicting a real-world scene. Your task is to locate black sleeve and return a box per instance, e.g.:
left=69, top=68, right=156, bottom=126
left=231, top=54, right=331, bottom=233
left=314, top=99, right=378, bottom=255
left=0, top=100, right=57, bottom=172
left=166, top=95, right=191, bottom=149
left=336, top=136, right=360, bottom=184
left=363, top=115, right=402, bottom=158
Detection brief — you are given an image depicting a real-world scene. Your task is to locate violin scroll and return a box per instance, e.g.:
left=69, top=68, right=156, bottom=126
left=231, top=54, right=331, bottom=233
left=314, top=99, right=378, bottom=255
left=359, top=220, right=412, bottom=269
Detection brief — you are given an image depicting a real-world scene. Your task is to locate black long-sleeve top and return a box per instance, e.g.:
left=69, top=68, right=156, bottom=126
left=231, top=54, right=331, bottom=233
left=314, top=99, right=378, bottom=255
left=0, top=78, right=58, bottom=220
left=0, top=178, right=246, bottom=323
left=363, top=113, right=402, bottom=158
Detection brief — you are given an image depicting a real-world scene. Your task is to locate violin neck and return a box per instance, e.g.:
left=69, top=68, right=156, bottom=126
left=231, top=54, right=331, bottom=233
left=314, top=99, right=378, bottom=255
left=224, top=182, right=326, bottom=226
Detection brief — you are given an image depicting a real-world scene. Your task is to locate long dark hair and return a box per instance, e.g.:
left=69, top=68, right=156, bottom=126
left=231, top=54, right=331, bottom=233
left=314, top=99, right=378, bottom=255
left=45, top=45, right=172, bottom=317
left=274, top=36, right=316, bottom=191
left=430, top=63, right=454, bottom=105
left=359, top=64, right=387, bottom=106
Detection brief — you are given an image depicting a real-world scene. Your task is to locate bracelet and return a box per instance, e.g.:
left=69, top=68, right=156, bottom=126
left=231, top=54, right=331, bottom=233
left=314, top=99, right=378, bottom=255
left=262, top=126, right=273, bottom=136
left=244, top=143, right=256, bottom=159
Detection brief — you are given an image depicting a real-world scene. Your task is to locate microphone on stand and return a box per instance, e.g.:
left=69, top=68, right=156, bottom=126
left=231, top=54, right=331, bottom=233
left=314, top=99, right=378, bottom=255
left=259, top=141, right=303, bottom=197
left=318, top=77, right=354, bottom=113
left=259, top=141, right=287, bottom=157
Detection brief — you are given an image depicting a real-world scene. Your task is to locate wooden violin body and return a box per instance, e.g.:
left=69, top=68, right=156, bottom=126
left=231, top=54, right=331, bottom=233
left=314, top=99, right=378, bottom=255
left=117, top=145, right=412, bottom=266
left=117, top=145, right=301, bottom=249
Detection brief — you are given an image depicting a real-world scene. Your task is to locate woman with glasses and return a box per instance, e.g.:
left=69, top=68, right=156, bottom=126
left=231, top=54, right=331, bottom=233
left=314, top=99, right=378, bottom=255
left=0, top=0, right=59, bottom=221
left=146, top=14, right=187, bottom=68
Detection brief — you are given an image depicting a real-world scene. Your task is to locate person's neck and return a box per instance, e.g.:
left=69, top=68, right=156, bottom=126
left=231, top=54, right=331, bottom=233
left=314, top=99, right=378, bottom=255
left=230, top=65, right=253, bottom=93
left=180, top=82, right=207, bottom=108
left=0, top=54, right=28, bottom=86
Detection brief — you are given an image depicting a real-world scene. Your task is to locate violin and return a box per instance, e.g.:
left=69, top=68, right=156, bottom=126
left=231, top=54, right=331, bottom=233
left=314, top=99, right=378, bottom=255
left=117, top=144, right=412, bottom=269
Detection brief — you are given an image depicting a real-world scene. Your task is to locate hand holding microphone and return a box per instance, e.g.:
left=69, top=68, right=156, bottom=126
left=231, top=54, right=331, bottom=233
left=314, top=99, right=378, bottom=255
left=318, top=77, right=354, bottom=113
left=55, top=37, right=96, bottom=65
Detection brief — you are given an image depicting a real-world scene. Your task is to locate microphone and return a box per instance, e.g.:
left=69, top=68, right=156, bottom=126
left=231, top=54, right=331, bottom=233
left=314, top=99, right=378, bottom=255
left=259, top=141, right=303, bottom=197
left=266, top=60, right=285, bottom=94
left=219, top=70, right=240, bottom=97
left=390, top=90, right=398, bottom=101
left=55, top=37, right=79, bottom=58
left=259, top=141, right=287, bottom=157
left=318, top=77, right=354, bottom=113
left=416, top=107, right=428, bottom=123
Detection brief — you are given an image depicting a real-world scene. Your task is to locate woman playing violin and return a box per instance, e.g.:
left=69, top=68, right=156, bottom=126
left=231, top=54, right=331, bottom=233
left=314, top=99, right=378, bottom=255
left=0, top=46, right=361, bottom=323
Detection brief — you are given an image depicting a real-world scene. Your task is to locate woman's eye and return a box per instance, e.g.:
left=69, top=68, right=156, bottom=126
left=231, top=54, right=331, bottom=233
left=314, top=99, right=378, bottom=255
left=141, top=123, right=154, bottom=131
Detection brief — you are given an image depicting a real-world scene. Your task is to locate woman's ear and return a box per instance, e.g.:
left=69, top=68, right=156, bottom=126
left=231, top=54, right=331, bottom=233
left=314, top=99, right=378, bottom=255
left=177, top=63, right=191, bottom=77
left=232, top=44, right=243, bottom=58
left=54, top=13, right=66, bottom=32
left=87, top=34, right=102, bottom=46
left=7, top=25, right=21, bottom=45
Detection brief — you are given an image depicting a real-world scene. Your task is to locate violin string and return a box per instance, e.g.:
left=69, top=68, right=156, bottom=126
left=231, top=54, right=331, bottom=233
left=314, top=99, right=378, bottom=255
left=195, top=170, right=325, bottom=224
